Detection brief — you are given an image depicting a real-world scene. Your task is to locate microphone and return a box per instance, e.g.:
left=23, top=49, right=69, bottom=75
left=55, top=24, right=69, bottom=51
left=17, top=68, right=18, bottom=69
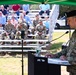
left=21, top=30, right=25, bottom=39
left=50, top=31, right=69, bottom=42
left=65, top=31, right=69, bottom=34
left=62, top=31, right=71, bottom=49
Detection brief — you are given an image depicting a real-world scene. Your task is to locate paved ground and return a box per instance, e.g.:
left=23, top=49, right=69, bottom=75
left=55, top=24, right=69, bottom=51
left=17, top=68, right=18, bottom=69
left=61, top=66, right=69, bottom=75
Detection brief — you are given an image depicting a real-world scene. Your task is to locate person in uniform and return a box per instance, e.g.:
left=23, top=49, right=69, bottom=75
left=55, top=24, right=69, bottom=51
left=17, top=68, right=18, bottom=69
left=36, top=20, right=46, bottom=40
left=4, top=19, right=16, bottom=39
left=32, top=14, right=40, bottom=35
left=45, top=10, right=76, bottom=75
left=0, top=19, right=16, bottom=45
left=18, top=13, right=25, bottom=24
left=16, top=22, right=28, bottom=45
left=33, top=14, right=40, bottom=28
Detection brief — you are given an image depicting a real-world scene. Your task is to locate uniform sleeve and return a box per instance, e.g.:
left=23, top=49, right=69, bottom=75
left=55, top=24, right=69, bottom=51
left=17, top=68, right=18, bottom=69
left=35, top=25, right=38, bottom=31
left=54, top=48, right=67, bottom=58
left=12, top=25, right=16, bottom=33
left=67, top=42, right=76, bottom=65
left=4, top=25, right=7, bottom=31
left=33, top=20, right=35, bottom=27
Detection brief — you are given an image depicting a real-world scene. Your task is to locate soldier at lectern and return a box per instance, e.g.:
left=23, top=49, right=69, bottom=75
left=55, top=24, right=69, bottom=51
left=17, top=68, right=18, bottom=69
left=45, top=10, right=76, bottom=75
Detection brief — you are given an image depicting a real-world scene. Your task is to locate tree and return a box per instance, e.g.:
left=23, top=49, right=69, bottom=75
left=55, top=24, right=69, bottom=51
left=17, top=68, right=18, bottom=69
left=59, top=5, right=76, bottom=17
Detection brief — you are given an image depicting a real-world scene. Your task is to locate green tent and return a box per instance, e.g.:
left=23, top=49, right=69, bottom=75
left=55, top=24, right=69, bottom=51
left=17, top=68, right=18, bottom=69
left=0, top=0, right=76, bottom=5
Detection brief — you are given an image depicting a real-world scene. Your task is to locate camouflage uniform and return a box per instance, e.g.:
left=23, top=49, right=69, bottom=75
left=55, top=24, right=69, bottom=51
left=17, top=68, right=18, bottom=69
left=1, top=23, right=16, bottom=40
left=16, top=22, right=28, bottom=40
left=33, top=14, right=40, bottom=28
left=32, top=19, right=40, bottom=34
left=33, top=19, right=40, bottom=28
left=1, top=31, right=9, bottom=40
left=36, top=23, right=46, bottom=39
left=54, top=30, right=76, bottom=75
left=32, top=14, right=40, bottom=34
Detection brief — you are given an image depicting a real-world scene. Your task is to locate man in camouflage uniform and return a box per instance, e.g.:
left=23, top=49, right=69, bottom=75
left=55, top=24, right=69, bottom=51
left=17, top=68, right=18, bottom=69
left=16, top=22, right=28, bottom=45
left=4, top=19, right=16, bottom=39
left=33, top=14, right=40, bottom=28
left=36, top=20, right=46, bottom=39
left=45, top=10, right=76, bottom=75
left=1, top=19, right=16, bottom=45
left=31, top=14, right=40, bottom=35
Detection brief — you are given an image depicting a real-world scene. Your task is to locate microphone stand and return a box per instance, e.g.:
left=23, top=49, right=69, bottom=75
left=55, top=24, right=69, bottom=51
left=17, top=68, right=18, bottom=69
left=21, top=30, right=25, bottom=75
left=22, top=38, right=24, bottom=75
left=50, top=31, right=69, bottom=42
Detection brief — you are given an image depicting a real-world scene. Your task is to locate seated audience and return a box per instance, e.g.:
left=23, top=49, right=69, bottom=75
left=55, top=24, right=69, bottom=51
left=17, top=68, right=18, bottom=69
left=16, top=22, right=28, bottom=45
left=12, top=4, right=20, bottom=16
left=39, top=2, right=50, bottom=17
left=36, top=20, right=46, bottom=40
left=0, top=11, right=6, bottom=29
left=32, top=14, right=40, bottom=34
left=1, top=19, right=16, bottom=45
left=23, top=11, right=32, bottom=28
left=10, top=15, right=18, bottom=28
left=43, top=16, right=50, bottom=34
left=22, top=4, right=30, bottom=15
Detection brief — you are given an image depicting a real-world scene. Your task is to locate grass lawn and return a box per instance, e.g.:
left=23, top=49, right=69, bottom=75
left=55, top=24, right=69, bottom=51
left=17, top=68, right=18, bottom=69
left=0, top=31, right=71, bottom=75
left=49, top=31, right=70, bottom=53
left=0, top=57, right=28, bottom=75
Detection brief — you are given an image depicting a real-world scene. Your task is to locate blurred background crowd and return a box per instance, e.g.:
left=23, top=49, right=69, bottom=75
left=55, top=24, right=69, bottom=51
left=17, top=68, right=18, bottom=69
left=0, top=4, right=51, bottom=45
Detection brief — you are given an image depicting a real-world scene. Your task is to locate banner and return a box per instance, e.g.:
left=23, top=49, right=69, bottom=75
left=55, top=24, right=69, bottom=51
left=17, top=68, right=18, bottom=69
left=49, top=4, right=59, bottom=41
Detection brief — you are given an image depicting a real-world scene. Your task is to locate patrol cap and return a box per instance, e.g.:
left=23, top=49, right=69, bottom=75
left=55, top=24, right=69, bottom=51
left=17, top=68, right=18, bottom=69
left=66, top=10, right=76, bottom=18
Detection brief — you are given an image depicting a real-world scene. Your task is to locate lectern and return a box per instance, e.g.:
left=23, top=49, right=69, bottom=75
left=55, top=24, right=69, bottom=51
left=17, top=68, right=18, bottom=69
left=28, top=52, right=62, bottom=75
left=28, top=52, right=48, bottom=75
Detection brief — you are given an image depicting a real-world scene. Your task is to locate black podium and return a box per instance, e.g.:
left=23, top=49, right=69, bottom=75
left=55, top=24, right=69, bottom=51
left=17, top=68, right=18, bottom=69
left=28, top=52, right=61, bottom=75
left=28, top=52, right=48, bottom=75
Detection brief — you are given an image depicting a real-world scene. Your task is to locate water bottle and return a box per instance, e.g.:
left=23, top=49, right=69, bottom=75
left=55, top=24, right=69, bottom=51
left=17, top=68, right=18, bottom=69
left=35, top=45, right=41, bottom=57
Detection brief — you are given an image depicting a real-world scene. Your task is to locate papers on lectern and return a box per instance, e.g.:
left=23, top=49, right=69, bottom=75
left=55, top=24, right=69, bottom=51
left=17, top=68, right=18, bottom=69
left=48, top=58, right=70, bottom=65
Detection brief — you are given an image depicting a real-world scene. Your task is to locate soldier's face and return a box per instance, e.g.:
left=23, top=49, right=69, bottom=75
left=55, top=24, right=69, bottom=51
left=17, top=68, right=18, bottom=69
left=8, top=20, right=11, bottom=24
left=39, top=21, right=43, bottom=25
left=67, top=17, right=76, bottom=29
left=36, top=15, right=39, bottom=19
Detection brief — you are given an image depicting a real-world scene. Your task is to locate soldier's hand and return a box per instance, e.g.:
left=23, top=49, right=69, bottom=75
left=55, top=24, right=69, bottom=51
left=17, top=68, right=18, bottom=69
left=38, top=32, right=42, bottom=35
left=7, top=33, right=10, bottom=35
left=45, top=53, right=55, bottom=58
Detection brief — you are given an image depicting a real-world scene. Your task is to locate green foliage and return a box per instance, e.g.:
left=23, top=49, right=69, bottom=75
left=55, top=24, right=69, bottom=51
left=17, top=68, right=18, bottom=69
left=59, top=5, right=76, bottom=17
left=30, top=4, right=52, bottom=10
left=30, top=4, right=76, bottom=17
left=51, top=42, right=63, bottom=50
left=30, top=4, right=39, bottom=10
